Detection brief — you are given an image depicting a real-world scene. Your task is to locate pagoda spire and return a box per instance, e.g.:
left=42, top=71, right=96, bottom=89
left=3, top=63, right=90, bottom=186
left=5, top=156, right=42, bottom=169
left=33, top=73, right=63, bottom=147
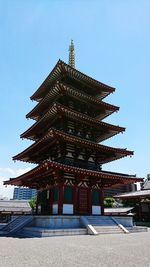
left=68, top=40, right=75, bottom=68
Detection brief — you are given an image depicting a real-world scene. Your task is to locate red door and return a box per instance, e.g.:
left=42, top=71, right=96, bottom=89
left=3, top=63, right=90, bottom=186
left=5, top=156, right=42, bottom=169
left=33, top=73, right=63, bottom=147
left=78, top=188, right=88, bottom=214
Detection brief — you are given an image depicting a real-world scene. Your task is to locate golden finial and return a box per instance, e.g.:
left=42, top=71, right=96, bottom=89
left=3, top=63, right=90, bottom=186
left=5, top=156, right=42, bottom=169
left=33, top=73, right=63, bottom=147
left=68, top=40, right=75, bottom=68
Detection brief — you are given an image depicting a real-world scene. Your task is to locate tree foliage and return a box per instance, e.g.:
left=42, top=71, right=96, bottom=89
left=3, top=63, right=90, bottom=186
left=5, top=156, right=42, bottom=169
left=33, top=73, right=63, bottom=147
left=104, top=197, right=115, bottom=208
left=29, top=197, right=37, bottom=211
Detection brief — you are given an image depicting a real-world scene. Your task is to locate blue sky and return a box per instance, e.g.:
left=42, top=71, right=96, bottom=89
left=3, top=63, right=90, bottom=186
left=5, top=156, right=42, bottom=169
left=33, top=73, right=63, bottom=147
left=0, top=0, right=150, bottom=198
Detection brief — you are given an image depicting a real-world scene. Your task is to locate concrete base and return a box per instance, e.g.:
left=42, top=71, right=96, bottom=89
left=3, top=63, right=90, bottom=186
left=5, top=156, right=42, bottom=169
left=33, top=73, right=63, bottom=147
left=1, top=215, right=148, bottom=238
left=28, top=215, right=84, bottom=229
left=21, top=227, right=87, bottom=237
left=19, top=215, right=87, bottom=237
left=126, top=226, right=148, bottom=233
left=3, top=215, right=144, bottom=238
left=113, top=216, right=133, bottom=227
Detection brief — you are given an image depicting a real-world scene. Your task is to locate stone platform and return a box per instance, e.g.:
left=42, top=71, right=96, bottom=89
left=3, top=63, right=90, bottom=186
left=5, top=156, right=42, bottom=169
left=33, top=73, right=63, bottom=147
left=29, top=215, right=83, bottom=229
left=1, top=215, right=148, bottom=237
left=18, top=215, right=134, bottom=237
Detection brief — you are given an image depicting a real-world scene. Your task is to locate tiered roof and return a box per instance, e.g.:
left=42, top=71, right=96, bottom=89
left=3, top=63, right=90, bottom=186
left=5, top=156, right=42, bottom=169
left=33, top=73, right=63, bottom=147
left=14, top=128, right=133, bottom=164
left=27, top=81, right=119, bottom=121
left=21, top=103, right=124, bottom=141
left=5, top=58, right=143, bottom=188
left=4, top=160, right=143, bottom=188
left=31, top=60, right=115, bottom=101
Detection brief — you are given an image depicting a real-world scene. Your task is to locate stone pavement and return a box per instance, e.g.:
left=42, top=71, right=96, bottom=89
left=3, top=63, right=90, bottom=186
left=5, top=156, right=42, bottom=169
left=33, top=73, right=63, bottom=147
left=0, top=232, right=150, bottom=267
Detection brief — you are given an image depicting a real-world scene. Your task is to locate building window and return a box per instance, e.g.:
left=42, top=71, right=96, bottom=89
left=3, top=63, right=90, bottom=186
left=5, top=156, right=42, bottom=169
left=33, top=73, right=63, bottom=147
left=64, top=187, right=73, bottom=203
left=53, top=187, right=59, bottom=202
left=92, top=191, right=100, bottom=205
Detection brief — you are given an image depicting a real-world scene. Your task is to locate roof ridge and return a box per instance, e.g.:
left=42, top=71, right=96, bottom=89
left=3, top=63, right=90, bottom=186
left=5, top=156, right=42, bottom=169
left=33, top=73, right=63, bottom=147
left=14, top=127, right=133, bottom=163
left=59, top=60, right=115, bottom=90
left=31, top=59, right=115, bottom=101
left=4, top=160, right=143, bottom=186
left=21, top=102, right=125, bottom=140
left=27, top=81, right=119, bottom=120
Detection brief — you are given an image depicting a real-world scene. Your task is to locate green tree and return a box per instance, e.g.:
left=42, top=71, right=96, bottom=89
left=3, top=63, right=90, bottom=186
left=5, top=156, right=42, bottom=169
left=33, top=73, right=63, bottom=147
left=29, top=197, right=37, bottom=211
left=104, top=197, right=115, bottom=208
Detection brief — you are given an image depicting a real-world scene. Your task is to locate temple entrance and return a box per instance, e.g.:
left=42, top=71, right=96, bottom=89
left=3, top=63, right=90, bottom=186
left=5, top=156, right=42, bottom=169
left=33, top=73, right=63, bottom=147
left=78, top=188, right=88, bottom=214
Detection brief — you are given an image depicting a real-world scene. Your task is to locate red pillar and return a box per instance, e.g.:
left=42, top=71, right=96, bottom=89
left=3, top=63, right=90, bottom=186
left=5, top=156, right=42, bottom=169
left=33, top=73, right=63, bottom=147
left=73, top=185, right=78, bottom=214
left=88, top=187, right=92, bottom=215
left=58, top=185, right=64, bottom=215
left=100, top=189, right=104, bottom=215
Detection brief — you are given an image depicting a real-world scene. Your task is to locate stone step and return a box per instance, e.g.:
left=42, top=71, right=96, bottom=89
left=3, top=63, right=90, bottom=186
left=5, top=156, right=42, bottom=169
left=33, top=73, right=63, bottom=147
left=89, top=216, right=124, bottom=234
left=1, top=216, right=33, bottom=234
left=20, top=227, right=87, bottom=237
left=87, top=217, right=113, bottom=219
left=86, top=217, right=115, bottom=221
left=86, top=217, right=112, bottom=220
left=90, top=223, right=116, bottom=226
left=84, top=216, right=124, bottom=234
left=97, top=231, right=123, bottom=235
left=126, top=227, right=148, bottom=233
left=95, top=227, right=122, bottom=231
left=86, top=220, right=113, bottom=222
left=86, top=220, right=116, bottom=226
left=87, top=222, right=113, bottom=224
left=87, top=221, right=114, bottom=223
left=96, top=228, right=122, bottom=231
left=95, top=227, right=123, bottom=234
left=96, top=229, right=122, bottom=233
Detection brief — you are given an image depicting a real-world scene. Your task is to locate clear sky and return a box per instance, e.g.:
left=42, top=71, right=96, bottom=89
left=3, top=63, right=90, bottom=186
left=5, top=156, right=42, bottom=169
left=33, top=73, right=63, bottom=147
left=0, top=0, right=150, bottom=199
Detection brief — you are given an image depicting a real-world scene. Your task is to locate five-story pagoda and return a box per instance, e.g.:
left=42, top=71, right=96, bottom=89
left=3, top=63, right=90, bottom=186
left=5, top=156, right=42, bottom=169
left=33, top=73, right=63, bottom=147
left=5, top=41, right=142, bottom=215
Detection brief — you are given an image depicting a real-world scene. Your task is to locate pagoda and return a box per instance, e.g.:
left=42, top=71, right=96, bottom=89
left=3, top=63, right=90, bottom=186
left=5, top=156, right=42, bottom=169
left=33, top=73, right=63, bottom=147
left=5, top=41, right=142, bottom=215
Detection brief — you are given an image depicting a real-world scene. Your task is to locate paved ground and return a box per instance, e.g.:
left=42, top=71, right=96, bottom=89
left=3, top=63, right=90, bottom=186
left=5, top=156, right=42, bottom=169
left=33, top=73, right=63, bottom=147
left=0, top=232, right=150, bottom=267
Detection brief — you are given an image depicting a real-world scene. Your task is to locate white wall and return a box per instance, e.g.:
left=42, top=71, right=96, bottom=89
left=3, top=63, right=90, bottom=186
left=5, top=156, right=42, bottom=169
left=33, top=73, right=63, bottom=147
left=92, top=206, right=101, bottom=215
left=63, top=204, right=73, bottom=214
left=52, top=204, right=58, bottom=214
